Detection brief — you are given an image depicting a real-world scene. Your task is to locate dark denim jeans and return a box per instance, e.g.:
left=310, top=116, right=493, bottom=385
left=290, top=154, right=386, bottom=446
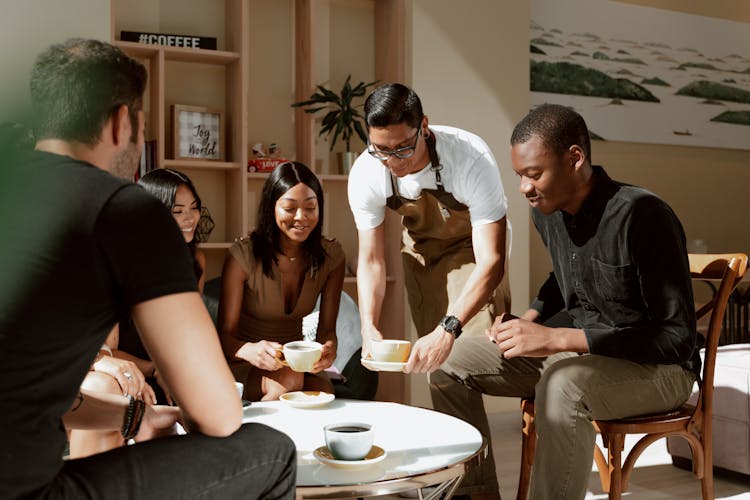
left=31, top=423, right=295, bottom=499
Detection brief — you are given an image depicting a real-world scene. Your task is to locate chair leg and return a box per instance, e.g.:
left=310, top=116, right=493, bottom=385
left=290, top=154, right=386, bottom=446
left=602, top=433, right=624, bottom=500
left=593, top=444, right=610, bottom=492
left=517, top=399, right=536, bottom=500
left=701, top=449, right=714, bottom=500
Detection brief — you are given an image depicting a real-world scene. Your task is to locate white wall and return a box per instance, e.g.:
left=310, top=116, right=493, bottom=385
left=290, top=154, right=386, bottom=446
left=0, top=0, right=109, bottom=123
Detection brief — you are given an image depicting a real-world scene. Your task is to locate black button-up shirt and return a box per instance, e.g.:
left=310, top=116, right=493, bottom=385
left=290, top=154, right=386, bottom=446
left=530, top=166, right=699, bottom=373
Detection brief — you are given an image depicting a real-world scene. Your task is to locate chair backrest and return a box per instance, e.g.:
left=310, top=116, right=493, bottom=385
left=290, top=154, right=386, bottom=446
left=689, top=253, right=747, bottom=419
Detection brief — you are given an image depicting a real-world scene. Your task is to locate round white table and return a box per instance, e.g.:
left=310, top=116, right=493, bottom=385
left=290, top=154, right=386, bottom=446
left=243, top=399, right=486, bottom=499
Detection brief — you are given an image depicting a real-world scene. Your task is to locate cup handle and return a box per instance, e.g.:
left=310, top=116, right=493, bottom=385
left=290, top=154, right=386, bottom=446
left=275, top=349, right=289, bottom=367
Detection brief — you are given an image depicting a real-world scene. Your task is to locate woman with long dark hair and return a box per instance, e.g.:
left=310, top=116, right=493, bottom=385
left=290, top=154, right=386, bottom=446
left=137, top=168, right=206, bottom=289
left=219, top=161, right=345, bottom=401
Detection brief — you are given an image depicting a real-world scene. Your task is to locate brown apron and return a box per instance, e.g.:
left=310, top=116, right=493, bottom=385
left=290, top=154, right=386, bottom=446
left=386, top=134, right=510, bottom=338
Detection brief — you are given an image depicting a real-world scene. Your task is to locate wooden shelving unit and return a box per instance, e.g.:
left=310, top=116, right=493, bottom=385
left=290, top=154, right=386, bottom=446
left=113, top=0, right=409, bottom=402
left=111, top=0, right=248, bottom=279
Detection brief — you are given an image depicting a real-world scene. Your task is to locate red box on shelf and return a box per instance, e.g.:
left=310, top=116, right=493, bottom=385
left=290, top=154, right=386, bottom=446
left=247, top=158, right=288, bottom=173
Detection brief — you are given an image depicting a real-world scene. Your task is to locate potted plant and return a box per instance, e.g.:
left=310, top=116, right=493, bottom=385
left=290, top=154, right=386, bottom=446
left=292, top=75, right=378, bottom=174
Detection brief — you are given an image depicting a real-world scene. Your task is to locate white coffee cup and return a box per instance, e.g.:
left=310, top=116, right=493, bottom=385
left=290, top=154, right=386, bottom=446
left=324, top=422, right=373, bottom=461
left=280, top=340, right=323, bottom=372
left=370, top=339, right=411, bottom=363
left=235, top=381, right=244, bottom=400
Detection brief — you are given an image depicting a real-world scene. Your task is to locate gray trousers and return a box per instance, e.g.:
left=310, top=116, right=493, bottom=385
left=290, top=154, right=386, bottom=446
left=429, top=336, right=695, bottom=499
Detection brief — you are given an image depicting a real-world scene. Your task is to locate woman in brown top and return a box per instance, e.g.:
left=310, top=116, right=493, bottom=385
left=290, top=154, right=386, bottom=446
left=219, top=161, right=345, bottom=401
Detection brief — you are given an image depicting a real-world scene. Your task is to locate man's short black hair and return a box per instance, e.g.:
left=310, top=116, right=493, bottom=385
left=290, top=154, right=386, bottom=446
left=364, top=83, right=423, bottom=130
left=510, top=104, right=591, bottom=162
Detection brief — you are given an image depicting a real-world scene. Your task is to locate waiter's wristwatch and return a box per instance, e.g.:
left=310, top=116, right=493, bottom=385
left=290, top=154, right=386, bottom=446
left=440, top=315, right=463, bottom=339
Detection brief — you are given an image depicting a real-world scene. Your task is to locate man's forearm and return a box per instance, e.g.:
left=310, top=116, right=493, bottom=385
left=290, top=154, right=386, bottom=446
left=356, top=259, right=386, bottom=333
left=449, top=257, right=504, bottom=325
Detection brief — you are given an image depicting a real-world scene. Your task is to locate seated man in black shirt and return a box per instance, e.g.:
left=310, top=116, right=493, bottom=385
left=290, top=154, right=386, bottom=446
left=0, top=38, right=295, bottom=499
left=429, top=104, right=698, bottom=500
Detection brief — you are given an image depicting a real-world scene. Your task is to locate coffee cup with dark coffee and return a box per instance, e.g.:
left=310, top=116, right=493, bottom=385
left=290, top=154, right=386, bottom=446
left=323, top=422, right=373, bottom=461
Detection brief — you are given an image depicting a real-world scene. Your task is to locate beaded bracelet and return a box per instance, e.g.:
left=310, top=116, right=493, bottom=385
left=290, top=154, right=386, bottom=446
left=121, top=395, right=146, bottom=440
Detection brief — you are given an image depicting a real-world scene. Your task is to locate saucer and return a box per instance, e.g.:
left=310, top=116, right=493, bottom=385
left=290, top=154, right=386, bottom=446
left=279, top=391, right=335, bottom=409
left=361, top=358, right=406, bottom=372
left=313, top=445, right=386, bottom=469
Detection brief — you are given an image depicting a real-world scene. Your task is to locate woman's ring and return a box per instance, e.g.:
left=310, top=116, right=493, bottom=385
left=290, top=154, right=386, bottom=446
left=123, top=371, right=132, bottom=380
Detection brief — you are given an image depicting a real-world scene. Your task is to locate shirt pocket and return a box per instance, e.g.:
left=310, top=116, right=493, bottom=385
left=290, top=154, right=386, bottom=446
left=591, top=257, right=643, bottom=324
left=591, top=257, right=639, bottom=303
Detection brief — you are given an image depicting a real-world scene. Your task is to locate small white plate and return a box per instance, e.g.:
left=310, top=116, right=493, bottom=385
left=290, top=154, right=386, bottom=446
left=361, top=358, right=406, bottom=372
left=279, top=391, right=335, bottom=409
left=313, top=445, right=386, bottom=469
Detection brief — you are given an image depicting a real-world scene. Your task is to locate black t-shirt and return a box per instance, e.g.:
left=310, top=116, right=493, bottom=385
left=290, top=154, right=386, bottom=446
left=0, top=151, right=198, bottom=498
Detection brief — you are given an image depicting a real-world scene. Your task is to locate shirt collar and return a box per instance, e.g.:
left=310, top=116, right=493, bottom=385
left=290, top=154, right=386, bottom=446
left=563, top=165, right=619, bottom=236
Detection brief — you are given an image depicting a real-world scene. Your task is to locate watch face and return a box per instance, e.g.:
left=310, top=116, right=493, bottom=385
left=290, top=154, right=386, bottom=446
left=442, top=316, right=460, bottom=333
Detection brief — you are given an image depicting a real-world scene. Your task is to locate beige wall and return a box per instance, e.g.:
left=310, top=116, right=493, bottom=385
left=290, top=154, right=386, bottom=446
left=409, top=0, right=750, bottom=305
left=411, top=0, right=532, bottom=313
left=409, top=0, right=530, bottom=410
left=0, top=0, right=109, bottom=122
left=529, top=2, right=750, bottom=296
left=407, top=0, right=750, bottom=410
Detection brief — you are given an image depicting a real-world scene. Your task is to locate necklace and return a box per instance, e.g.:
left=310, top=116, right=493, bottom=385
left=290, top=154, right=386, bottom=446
left=280, top=251, right=301, bottom=262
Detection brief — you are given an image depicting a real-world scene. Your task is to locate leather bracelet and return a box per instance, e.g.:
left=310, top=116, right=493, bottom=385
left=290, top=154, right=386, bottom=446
left=121, top=396, right=146, bottom=440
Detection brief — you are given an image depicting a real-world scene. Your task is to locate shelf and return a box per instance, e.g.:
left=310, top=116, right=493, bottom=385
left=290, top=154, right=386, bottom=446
left=197, top=242, right=233, bottom=250
left=164, top=159, right=241, bottom=171
left=115, top=41, right=241, bottom=65
left=247, top=172, right=349, bottom=182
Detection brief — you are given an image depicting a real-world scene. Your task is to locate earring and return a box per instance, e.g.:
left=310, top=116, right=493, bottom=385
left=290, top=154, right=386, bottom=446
left=423, top=129, right=430, bottom=139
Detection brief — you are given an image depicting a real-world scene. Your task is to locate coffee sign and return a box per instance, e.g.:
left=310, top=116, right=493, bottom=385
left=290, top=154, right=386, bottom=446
left=121, top=31, right=217, bottom=50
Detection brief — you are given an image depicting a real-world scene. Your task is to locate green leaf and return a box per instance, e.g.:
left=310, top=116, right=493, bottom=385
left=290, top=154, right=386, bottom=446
left=290, top=75, right=380, bottom=151
left=353, top=120, right=368, bottom=144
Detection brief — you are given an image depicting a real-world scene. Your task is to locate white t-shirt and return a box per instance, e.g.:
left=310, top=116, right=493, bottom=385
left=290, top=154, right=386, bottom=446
left=347, top=125, right=507, bottom=230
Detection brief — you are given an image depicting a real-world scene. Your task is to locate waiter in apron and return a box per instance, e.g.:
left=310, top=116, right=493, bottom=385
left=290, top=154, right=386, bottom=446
left=347, top=83, right=510, bottom=374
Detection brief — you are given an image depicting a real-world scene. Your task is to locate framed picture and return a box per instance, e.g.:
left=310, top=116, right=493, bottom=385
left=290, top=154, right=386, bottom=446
left=172, top=105, right=225, bottom=161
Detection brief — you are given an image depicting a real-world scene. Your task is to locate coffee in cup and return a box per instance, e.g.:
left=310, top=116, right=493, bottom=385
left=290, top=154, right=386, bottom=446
left=370, top=339, right=411, bottom=363
left=280, top=340, right=323, bottom=372
left=324, top=422, right=373, bottom=461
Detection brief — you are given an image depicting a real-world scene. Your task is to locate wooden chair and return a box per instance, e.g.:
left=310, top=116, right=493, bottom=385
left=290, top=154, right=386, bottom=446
left=516, top=253, right=748, bottom=500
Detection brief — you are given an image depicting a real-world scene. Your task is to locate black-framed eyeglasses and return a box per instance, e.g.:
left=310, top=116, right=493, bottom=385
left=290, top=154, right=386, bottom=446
left=367, top=128, right=421, bottom=160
